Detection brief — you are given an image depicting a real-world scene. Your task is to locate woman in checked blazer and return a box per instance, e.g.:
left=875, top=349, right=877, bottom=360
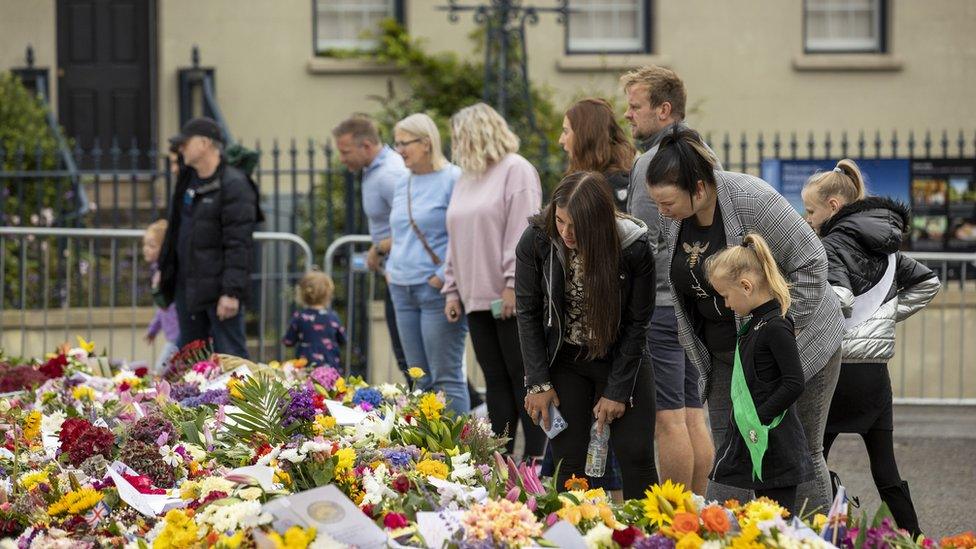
left=644, top=125, right=844, bottom=515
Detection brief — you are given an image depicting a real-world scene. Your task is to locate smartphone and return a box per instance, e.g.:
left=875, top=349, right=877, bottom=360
left=543, top=402, right=568, bottom=439
left=490, top=298, right=504, bottom=319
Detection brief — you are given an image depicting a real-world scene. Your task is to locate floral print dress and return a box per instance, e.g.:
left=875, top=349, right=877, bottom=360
left=282, top=308, right=346, bottom=368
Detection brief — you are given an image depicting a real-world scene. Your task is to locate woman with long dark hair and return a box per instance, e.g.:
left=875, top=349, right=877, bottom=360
left=559, top=98, right=637, bottom=210
left=644, top=125, right=844, bottom=514
left=516, top=171, right=658, bottom=498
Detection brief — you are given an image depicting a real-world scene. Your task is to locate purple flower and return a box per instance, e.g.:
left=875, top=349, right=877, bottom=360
left=180, top=389, right=229, bottom=408
left=284, top=387, right=316, bottom=426
left=633, top=534, right=675, bottom=549
left=169, top=382, right=201, bottom=402
left=310, top=366, right=341, bottom=390
left=382, top=449, right=412, bottom=469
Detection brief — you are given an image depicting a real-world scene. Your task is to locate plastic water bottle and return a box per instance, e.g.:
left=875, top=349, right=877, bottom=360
left=584, top=421, right=610, bottom=477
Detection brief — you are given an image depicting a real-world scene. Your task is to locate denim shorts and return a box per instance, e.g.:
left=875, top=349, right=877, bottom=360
left=648, top=306, right=702, bottom=410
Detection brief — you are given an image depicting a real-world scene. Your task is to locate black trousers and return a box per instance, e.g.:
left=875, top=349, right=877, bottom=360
left=175, top=285, right=248, bottom=358
left=824, top=430, right=905, bottom=489
left=468, top=311, right=545, bottom=456
left=548, top=345, right=658, bottom=500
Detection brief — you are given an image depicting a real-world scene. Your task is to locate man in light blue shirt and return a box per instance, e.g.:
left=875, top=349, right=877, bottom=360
left=333, top=116, right=410, bottom=381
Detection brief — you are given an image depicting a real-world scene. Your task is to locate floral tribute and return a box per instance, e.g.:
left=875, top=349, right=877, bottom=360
left=0, top=338, right=967, bottom=548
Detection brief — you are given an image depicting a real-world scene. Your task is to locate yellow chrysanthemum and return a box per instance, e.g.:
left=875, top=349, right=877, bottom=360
left=216, top=531, right=245, bottom=549
left=72, top=385, right=95, bottom=401
left=22, top=410, right=42, bottom=441
left=742, top=497, right=787, bottom=527
left=226, top=376, right=244, bottom=400
left=676, top=532, right=705, bottom=549
left=274, top=468, right=292, bottom=487
left=419, top=393, right=444, bottom=420
left=268, top=526, right=317, bottom=549
left=179, top=480, right=201, bottom=501
left=47, top=487, right=103, bottom=516
left=642, top=480, right=692, bottom=528
left=730, top=523, right=765, bottom=549
left=19, top=469, right=50, bottom=491
left=416, top=458, right=449, bottom=479
left=313, top=414, right=337, bottom=435
left=334, top=447, right=356, bottom=473
left=407, top=367, right=425, bottom=380
left=153, top=509, right=199, bottom=549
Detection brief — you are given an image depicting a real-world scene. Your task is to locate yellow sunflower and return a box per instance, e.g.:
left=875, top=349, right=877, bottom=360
left=642, top=479, right=692, bottom=528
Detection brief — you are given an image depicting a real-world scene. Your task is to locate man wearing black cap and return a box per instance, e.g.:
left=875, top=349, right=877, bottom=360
left=158, top=117, right=260, bottom=358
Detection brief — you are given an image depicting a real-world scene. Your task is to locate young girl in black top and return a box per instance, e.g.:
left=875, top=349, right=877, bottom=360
left=704, top=233, right=813, bottom=514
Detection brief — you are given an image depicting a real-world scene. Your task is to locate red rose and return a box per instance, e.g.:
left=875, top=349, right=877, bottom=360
left=612, top=526, right=643, bottom=548
left=361, top=504, right=375, bottom=518
left=134, top=366, right=148, bottom=377
left=119, top=382, right=130, bottom=393
left=39, top=354, right=67, bottom=379
left=383, top=512, right=409, bottom=530
left=312, top=393, right=326, bottom=411
left=392, top=474, right=410, bottom=494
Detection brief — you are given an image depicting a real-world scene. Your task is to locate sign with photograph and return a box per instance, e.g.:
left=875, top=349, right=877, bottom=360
left=910, top=159, right=976, bottom=251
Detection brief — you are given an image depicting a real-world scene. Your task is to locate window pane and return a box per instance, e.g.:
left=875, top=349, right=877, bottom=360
left=567, top=0, right=646, bottom=53
left=804, top=0, right=881, bottom=52
left=316, top=0, right=395, bottom=51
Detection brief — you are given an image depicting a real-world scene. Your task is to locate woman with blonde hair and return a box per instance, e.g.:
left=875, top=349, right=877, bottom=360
left=442, top=103, right=545, bottom=458
left=387, top=113, right=470, bottom=414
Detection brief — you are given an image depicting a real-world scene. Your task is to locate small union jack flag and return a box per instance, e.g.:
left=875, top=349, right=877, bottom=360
left=84, top=500, right=111, bottom=527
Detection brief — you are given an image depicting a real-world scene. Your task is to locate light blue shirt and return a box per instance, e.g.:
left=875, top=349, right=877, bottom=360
left=387, top=164, right=461, bottom=285
left=361, top=146, right=409, bottom=243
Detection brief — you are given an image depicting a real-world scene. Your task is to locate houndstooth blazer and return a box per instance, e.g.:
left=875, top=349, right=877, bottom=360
left=663, top=170, right=844, bottom=401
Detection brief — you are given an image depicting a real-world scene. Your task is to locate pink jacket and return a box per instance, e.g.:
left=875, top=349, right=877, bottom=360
left=443, top=153, right=542, bottom=311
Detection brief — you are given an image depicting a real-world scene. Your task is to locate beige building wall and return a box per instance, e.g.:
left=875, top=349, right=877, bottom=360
left=3, top=1, right=974, bottom=154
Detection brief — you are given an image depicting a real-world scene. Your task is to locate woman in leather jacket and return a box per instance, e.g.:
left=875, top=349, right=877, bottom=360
left=516, top=171, right=658, bottom=498
left=802, top=159, right=940, bottom=537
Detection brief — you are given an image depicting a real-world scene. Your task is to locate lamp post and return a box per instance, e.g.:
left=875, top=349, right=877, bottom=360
left=438, top=0, right=570, bottom=166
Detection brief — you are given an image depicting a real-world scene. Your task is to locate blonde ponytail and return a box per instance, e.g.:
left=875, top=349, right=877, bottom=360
left=803, top=158, right=866, bottom=205
left=743, top=234, right=791, bottom=315
left=704, top=233, right=791, bottom=316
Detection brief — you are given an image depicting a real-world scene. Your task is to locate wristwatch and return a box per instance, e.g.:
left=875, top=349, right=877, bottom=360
left=526, top=382, right=553, bottom=395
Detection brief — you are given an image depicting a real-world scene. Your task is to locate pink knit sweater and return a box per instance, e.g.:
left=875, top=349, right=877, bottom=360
left=442, top=153, right=542, bottom=311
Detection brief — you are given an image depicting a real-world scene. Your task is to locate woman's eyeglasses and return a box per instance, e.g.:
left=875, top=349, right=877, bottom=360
left=394, top=138, right=422, bottom=149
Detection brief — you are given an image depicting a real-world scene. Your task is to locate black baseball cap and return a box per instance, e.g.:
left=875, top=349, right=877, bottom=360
left=169, top=117, right=224, bottom=149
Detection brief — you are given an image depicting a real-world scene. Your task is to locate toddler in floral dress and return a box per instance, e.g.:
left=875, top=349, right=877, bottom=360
left=282, top=271, right=345, bottom=369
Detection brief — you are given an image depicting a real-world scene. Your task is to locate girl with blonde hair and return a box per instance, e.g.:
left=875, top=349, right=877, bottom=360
left=443, top=102, right=545, bottom=458
left=387, top=113, right=470, bottom=414
left=282, top=271, right=345, bottom=369
left=704, top=233, right=813, bottom=514
left=802, top=159, right=938, bottom=537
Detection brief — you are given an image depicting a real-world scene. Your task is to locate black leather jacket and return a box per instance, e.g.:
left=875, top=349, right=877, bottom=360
left=514, top=216, right=656, bottom=404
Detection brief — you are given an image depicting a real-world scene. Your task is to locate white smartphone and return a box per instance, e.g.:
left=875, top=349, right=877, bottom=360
left=543, top=402, right=568, bottom=439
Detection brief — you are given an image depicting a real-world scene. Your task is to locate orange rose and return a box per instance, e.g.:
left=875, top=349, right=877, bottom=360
left=672, top=511, right=700, bottom=535
left=701, top=505, right=731, bottom=535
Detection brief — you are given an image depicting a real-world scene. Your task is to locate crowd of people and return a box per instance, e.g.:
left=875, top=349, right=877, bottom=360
left=145, top=65, right=940, bottom=536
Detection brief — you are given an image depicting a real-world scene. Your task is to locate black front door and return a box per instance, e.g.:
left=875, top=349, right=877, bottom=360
left=56, top=0, right=152, bottom=160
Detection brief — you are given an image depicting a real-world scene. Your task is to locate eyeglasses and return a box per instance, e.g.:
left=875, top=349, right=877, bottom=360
left=394, top=138, right=423, bottom=149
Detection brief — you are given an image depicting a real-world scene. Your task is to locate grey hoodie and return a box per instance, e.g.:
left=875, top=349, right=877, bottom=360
left=627, top=123, right=722, bottom=307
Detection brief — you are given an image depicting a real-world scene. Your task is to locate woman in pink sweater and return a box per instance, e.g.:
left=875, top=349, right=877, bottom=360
left=443, top=103, right=545, bottom=460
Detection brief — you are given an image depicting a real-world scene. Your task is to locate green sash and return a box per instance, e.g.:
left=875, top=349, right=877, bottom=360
left=731, top=320, right=786, bottom=481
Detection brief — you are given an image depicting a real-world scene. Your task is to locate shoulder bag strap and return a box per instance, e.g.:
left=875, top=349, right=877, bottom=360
left=406, top=176, right=442, bottom=266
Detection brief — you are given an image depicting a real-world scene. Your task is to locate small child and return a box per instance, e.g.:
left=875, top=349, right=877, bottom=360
left=143, top=219, right=180, bottom=374
left=704, top=233, right=813, bottom=514
left=282, top=271, right=346, bottom=369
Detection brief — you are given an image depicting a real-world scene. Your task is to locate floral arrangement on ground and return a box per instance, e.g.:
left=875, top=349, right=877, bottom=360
left=0, top=338, right=970, bottom=549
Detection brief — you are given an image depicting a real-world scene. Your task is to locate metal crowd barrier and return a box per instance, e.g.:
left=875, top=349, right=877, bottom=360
left=0, top=227, right=312, bottom=364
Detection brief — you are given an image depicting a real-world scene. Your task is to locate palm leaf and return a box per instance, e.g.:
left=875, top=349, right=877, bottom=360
left=221, top=375, right=297, bottom=445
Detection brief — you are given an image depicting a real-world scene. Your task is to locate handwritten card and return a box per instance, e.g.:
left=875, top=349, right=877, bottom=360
left=415, top=510, right=465, bottom=548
